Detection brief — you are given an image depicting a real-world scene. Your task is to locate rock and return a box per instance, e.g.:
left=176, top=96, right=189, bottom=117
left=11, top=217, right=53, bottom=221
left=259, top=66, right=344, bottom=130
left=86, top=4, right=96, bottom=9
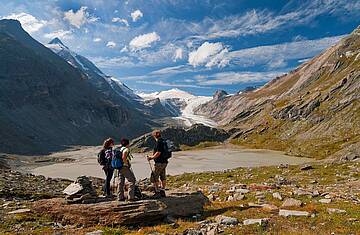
left=281, top=198, right=303, bottom=208
left=235, top=189, right=250, bottom=194
left=319, top=199, right=331, bottom=204
left=261, top=204, right=279, bottom=213
left=279, top=209, right=310, bottom=217
left=233, top=193, right=245, bottom=201
left=324, top=195, right=332, bottom=199
left=215, top=215, right=238, bottom=225
left=249, top=184, right=276, bottom=190
left=207, top=194, right=216, bottom=201
left=63, top=183, right=83, bottom=195
left=327, top=208, right=346, bottom=214
left=227, top=196, right=234, bottom=201
left=243, top=218, right=269, bottom=226
left=64, top=176, right=98, bottom=204
left=86, top=230, right=104, bottom=235
left=208, top=185, right=220, bottom=193
left=294, top=189, right=314, bottom=197
left=183, top=228, right=204, bottom=235
left=272, top=192, right=283, bottom=200
left=8, top=208, right=31, bottom=214
left=33, top=191, right=209, bottom=226
left=300, top=164, right=313, bottom=170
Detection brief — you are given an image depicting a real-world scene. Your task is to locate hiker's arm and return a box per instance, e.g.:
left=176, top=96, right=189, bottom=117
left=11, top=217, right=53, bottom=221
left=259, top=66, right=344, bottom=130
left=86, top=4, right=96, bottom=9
left=149, top=151, right=161, bottom=160
left=122, top=149, right=129, bottom=163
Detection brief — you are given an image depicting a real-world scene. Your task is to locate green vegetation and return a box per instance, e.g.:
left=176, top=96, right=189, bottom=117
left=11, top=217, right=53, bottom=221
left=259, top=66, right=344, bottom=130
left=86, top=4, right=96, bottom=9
left=180, top=141, right=221, bottom=151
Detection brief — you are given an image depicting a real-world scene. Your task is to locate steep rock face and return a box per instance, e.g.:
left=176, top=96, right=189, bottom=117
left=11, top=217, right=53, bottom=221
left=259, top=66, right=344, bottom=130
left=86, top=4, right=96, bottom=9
left=130, top=124, right=230, bottom=152
left=0, top=20, right=152, bottom=154
left=195, top=26, right=360, bottom=159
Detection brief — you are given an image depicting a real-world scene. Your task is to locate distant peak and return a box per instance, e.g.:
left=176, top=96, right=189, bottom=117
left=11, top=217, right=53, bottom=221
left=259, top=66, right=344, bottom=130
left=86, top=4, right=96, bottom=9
left=213, top=90, right=228, bottom=100
left=49, top=37, right=68, bottom=48
left=0, top=19, right=22, bottom=30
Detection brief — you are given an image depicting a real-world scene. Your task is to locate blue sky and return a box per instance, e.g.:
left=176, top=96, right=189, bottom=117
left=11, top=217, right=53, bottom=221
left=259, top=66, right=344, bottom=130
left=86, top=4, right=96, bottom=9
left=1, top=0, right=360, bottom=95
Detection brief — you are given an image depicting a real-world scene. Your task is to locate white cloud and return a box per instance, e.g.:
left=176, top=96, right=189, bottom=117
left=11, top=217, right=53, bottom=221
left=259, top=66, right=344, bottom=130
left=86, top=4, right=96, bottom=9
left=90, top=56, right=135, bottom=68
left=93, top=37, right=102, bottom=42
left=150, top=65, right=192, bottom=76
left=120, top=46, right=128, bottom=52
left=136, top=80, right=204, bottom=89
left=44, top=29, right=72, bottom=39
left=63, top=6, right=99, bottom=28
left=227, top=35, right=344, bottom=68
left=173, top=48, right=183, bottom=61
left=3, top=12, right=47, bottom=33
left=131, top=9, right=143, bottom=22
left=112, top=17, right=129, bottom=27
left=106, top=41, right=116, bottom=48
left=197, top=71, right=284, bottom=85
left=129, top=32, right=160, bottom=51
left=188, top=42, right=229, bottom=68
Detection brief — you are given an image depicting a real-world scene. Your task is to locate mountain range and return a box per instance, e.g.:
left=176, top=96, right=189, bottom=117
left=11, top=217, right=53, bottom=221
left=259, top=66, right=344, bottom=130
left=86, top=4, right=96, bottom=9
left=0, top=19, right=155, bottom=154
left=195, top=25, right=360, bottom=160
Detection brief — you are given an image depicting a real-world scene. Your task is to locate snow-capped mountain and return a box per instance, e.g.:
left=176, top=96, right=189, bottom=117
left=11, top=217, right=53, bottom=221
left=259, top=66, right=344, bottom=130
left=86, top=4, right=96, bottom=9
left=138, top=89, right=217, bottom=127
left=47, top=38, right=141, bottom=102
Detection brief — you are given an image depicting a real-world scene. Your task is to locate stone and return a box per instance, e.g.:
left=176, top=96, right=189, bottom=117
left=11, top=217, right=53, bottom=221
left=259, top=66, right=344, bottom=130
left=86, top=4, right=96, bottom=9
left=281, top=198, right=302, bottom=208
left=63, top=183, right=83, bottom=196
left=32, top=191, right=209, bottom=226
left=272, top=192, right=283, bottom=200
left=233, top=193, right=245, bottom=201
left=215, top=215, right=238, bottom=225
left=235, top=189, right=250, bottom=194
left=261, top=204, right=279, bottom=213
left=294, top=189, right=313, bottom=196
left=319, top=199, right=331, bottom=204
left=8, top=208, right=31, bottom=214
left=279, top=209, right=310, bottom=217
left=300, top=164, right=313, bottom=170
left=207, top=194, right=216, bottom=201
left=324, top=195, right=332, bottom=199
left=227, top=196, right=234, bottom=201
left=327, top=208, right=346, bottom=214
left=86, top=230, right=104, bottom=235
left=243, top=218, right=269, bottom=226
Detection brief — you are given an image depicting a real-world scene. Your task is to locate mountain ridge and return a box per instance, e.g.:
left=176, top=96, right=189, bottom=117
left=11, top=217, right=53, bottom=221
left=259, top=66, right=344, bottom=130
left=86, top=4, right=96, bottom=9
left=195, top=25, right=360, bottom=159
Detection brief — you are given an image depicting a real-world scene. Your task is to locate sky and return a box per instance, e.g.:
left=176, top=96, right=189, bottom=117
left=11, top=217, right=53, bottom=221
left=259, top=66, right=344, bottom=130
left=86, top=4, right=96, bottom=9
left=1, top=0, right=360, bottom=96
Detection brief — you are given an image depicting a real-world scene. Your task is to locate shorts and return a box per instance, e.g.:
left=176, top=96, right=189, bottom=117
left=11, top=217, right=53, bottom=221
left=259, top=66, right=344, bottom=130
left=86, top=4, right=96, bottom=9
left=150, top=163, right=167, bottom=182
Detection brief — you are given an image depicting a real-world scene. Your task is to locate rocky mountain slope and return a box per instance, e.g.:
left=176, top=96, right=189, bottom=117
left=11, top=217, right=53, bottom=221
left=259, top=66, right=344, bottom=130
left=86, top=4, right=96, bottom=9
left=0, top=19, right=153, bottom=155
left=195, top=26, right=360, bottom=159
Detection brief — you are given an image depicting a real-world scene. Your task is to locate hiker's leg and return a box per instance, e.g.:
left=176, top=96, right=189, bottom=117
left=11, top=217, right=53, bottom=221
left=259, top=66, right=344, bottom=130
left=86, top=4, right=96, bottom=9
left=104, top=167, right=113, bottom=196
left=117, top=169, right=125, bottom=200
left=159, top=163, right=167, bottom=189
left=124, top=167, right=136, bottom=200
left=150, top=170, right=159, bottom=192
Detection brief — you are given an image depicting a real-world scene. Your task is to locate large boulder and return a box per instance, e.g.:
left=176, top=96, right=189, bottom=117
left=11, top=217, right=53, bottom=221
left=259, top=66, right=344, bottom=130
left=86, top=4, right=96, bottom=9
left=32, top=191, right=209, bottom=226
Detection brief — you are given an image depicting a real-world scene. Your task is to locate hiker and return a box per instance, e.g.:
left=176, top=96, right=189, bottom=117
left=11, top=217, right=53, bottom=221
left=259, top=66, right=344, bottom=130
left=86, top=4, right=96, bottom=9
left=97, top=138, right=114, bottom=197
left=117, top=138, right=136, bottom=201
left=147, top=130, right=168, bottom=194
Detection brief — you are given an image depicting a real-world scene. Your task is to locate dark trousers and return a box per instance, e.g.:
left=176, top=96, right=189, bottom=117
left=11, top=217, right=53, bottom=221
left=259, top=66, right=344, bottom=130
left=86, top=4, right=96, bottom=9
left=103, top=166, right=114, bottom=196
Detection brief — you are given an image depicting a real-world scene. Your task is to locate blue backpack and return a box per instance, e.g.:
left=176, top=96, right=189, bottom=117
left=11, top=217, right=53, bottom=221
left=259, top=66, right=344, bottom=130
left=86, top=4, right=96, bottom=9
left=111, top=147, right=123, bottom=169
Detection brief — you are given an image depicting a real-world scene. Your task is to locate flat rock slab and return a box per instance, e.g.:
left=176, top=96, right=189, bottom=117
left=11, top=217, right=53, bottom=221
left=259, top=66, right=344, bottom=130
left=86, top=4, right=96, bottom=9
left=32, top=191, right=208, bottom=226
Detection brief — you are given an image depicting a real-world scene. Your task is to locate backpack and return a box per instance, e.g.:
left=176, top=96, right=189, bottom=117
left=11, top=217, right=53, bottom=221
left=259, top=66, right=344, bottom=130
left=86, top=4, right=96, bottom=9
left=111, top=147, right=123, bottom=169
left=97, top=149, right=111, bottom=166
left=163, top=139, right=175, bottom=159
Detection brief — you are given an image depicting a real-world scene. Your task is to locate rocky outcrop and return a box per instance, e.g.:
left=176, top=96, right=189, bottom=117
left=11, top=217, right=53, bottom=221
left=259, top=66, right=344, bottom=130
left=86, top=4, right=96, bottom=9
left=130, top=124, right=230, bottom=152
left=195, top=25, right=360, bottom=159
left=32, top=191, right=208, bottom=226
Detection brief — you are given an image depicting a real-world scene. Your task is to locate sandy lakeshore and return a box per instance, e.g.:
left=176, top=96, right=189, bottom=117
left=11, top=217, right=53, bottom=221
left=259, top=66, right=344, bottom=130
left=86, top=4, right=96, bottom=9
left=29, top=146, right=314, bottom=180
